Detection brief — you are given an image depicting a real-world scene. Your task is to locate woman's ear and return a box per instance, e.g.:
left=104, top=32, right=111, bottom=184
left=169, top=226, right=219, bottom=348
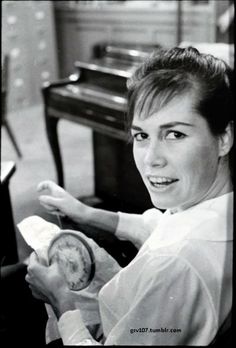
left=218, top=121, right=234, bottom=157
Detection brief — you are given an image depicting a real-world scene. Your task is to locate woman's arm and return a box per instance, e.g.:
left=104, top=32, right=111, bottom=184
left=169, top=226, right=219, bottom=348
left=37, top=180, right=156, bottom=247
left=37, top=180, right=121, bottom=234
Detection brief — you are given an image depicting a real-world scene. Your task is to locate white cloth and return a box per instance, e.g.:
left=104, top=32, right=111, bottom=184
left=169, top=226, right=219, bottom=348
left=58, top=192, right=233, bottom=345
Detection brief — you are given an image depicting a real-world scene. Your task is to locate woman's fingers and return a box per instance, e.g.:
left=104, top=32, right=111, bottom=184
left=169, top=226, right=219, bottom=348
left=25, top=255, right=51, bottom=303
left=39, top=203, right=66, bottom=217
left=35, top=248, right=48, bottom=266
left=37, top=180, right=66, bottom=197
left=37, top=180, right=55, bottom=193
left=26, top=252, right=48, bottom=287
left=39, top=201, right=56, bottom=212
left=27, top=250, right=40, bottom=270
left=39, top=195, right=61, bottom=210
left=37, top=180, right=70, bottom=216
left=39, top=202, right=59, bottom=213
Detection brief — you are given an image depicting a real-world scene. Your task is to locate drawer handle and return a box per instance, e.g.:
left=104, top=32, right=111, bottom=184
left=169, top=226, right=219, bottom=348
left=86, top=109, right=95, bottom=116
left=104, top=115, right=116, bottom=123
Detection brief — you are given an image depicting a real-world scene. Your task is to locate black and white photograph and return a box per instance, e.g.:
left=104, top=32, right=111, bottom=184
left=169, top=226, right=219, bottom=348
left=1, top=0, right=234, bottom=346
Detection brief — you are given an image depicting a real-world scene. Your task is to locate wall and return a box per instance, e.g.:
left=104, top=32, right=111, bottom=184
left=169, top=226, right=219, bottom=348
left=2, top=1, right=58, bottom=111
left=54, top=1, right=218, bottom=77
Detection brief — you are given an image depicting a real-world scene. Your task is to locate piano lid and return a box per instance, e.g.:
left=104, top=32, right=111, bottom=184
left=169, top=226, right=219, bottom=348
left=93, top=42, right=162, bottom=62
left=105, top=45, right=151, bottom=60
left=51, top=82, right=127, bottom=112
left=74, top=59, right=136, bottom=79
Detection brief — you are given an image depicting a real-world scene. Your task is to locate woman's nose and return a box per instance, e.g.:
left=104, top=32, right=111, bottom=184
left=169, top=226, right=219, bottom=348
left=144, top=142, right=167, bottom=167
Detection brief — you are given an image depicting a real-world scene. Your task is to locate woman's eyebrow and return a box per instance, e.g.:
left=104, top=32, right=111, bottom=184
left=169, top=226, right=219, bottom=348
left=131, top=125, right=143, bottom=131
left=160, top=122, right=194, bottom=129
left=131, top=122, right=194, bottom=131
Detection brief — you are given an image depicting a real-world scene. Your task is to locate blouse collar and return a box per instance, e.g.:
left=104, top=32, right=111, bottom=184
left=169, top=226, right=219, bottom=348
left=146, top=192, right=233, bottom=250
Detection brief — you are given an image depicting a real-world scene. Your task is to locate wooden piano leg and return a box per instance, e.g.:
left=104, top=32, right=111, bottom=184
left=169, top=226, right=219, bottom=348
left=45, top=114, right=64, bottom=187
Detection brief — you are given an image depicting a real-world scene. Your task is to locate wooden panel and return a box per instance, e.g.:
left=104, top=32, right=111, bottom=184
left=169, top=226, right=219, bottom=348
left=111, top=27, right=154, bottom=45
left=70, top=25, right=108, bottom=66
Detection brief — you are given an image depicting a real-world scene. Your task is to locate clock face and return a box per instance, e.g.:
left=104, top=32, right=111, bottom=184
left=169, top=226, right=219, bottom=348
left=48, top=231, right=95, bottom=291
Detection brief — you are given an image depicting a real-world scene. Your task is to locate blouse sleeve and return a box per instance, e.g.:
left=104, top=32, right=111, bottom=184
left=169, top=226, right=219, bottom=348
left=115, top=208, right=163, bottom=248
left=103, top=255, right=218, bottom=345
left=58, top=310, right=102, bottom=346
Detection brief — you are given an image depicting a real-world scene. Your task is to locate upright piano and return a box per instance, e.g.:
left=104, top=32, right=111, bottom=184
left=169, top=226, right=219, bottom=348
left=42, top=43, right=161, bottom=214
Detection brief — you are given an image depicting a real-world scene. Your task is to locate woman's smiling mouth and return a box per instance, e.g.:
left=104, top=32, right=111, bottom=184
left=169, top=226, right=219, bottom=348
left=147, top=176, right=179, bottom=190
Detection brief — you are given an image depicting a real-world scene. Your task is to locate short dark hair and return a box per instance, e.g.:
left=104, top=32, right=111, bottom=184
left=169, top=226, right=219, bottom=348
left=127, top=46, right=234, bottom=136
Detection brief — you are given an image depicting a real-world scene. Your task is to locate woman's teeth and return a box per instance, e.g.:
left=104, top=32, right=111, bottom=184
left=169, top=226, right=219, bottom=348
left=148, top=177, right=178, bottom=187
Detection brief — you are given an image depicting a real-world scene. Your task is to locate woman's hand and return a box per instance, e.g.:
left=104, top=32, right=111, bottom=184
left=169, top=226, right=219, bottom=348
left=37, top=180, right=89, bottom=224
left=25, top=251, right=76, bottom=318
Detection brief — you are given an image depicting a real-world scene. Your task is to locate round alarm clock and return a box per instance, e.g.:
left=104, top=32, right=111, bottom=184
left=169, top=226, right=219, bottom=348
left=48, top=230, right=95, bottom=291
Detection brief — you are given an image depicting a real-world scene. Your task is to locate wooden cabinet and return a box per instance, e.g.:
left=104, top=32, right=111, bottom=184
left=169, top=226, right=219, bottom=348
left=54, top=0, right=219, bottom=77
left=2, top=1, right=58, bottom=111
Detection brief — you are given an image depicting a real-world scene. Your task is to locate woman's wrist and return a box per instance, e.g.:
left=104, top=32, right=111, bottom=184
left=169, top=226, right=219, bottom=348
left=85, top=207, right=119, bottom=234
left=51, top=288, right=77, bottom=319
left=69, top=199, right=119, bottom=234
left=82, top=204, right=99, bottom=226
left=68, top=199, right=90, bottom=225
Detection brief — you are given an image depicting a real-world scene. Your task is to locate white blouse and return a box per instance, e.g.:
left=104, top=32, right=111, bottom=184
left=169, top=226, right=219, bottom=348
left=57, top=192, right=233, bottom=345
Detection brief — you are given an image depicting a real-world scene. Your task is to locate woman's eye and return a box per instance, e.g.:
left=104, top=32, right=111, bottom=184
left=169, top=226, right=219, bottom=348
left=165, top=131, right=186, bottom=140
left=132, top=132, right=148, bottom=141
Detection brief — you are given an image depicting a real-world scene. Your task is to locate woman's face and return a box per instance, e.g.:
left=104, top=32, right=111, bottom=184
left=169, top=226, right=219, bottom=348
left=131, top=93, right=225, bottom=212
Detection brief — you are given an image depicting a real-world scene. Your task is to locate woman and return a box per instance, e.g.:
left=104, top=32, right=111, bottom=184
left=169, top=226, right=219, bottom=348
left=26, top=46, right=234, bottom=345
